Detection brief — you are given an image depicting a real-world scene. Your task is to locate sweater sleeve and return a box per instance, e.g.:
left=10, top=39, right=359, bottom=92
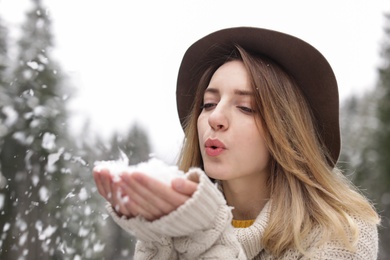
left=106, top=204, right=178, bottom=259
left=106, top=167, right=247, bottom=259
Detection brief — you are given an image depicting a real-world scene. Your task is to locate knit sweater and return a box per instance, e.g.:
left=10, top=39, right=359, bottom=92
left=107, top=168, right=378, bottom=259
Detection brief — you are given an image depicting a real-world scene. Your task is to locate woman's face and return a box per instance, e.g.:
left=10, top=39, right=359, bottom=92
left=197, top=60, right=271, bottom=182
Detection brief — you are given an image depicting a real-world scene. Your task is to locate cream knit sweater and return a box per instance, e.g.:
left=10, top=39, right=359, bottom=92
left=107, top=168, right=378, bottom=259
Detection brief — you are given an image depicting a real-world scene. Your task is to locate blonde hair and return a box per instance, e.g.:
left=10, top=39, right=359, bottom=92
left=177, top=45, right=380, bottom=256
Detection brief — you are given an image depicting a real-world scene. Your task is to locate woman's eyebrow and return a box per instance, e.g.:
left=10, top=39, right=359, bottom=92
left=204, top=88, right=219, bottom=95
left=234, top=89, right=254, bottom=96
left=204, top=88, right=254, bottom=96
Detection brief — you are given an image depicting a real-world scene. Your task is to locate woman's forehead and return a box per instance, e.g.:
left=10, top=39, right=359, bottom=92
left=207, top=61, right=251, bottom=90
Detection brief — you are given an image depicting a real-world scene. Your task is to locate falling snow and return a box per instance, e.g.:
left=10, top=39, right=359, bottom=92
left=42, top=132, right=56, bottom=150
left=16, top=217, right=27, bottom=232
left=3, top=223, right=10, bottom=232
left=31, top=174, right=39, bottom=187
left=78, top=227, right=89, bottom=237
left=64, top=192, right=75, bottom=200
left=78, top=187, right=88, bottom=201
left=46, top=148, right=64, bottom=173
left=0, top=194, right=4, bottom=210
left=26, top=60, right=38, bottom=69
left=38, top=186, right=50, bottom=202
left=0, top=2, right=151, bottom=259
left=12, top=131, right=34, bottom=145
left=19, top=232, right=28, bottom=246
left=38, top=224, right=57, bottom=241
left=93, top=241, right=105, bottom=252
left=2, top=106, right=18, bottom=127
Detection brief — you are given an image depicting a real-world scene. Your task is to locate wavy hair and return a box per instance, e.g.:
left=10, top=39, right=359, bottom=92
left=177, top=45, right=379, bottom=256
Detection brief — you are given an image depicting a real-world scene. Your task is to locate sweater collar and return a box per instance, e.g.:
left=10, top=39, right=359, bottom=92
left=233, top=201, right=271, bottom=259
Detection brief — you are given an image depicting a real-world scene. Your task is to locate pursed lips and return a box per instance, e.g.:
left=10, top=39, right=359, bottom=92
left=204, top=138, right=226, bottom=157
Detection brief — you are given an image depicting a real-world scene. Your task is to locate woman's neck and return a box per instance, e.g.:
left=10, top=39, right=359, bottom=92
left=222, top=175, right=270, bottom=220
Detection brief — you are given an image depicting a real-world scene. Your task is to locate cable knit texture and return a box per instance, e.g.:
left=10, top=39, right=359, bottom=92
left=107, top=167, right=379, bottom=259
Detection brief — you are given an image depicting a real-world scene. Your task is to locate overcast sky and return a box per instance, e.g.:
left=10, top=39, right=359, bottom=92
left=1, top=0, right=389, bottom=163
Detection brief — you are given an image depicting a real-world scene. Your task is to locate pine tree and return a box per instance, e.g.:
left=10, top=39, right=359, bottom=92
left=0, top=0, right=73, bottom=258
left=0, top=16, right=8, bottom=80
left=0, top=15, right=12, bottom=123
left=0, top=13, right=14, bottom=259
left=0, top=15, right=11, bottom=145
left=1, top=2, right=154, bottom=259
left=340, top=13, right=390, bottom=259
left=338, top=92, right=379, bottom=194
left=58, top=122, right=151, bottom=259
left=374, top=13, right=390, bottom=258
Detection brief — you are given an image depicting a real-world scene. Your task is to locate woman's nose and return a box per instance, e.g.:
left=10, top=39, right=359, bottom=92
left=208, top=104, right=229, bottom=131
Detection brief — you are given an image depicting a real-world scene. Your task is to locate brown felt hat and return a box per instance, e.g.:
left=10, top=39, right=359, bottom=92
left=176, top=27, right=340, bottom=166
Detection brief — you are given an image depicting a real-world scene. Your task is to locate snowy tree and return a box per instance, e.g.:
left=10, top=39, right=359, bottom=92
left=109, top=123, right=151, bottom=164
left=0, top=17, right=7, bottom=80
left=0, top=14, right=13, bottom=259
left=107, top=124, right=151, bottom=258
left=0, top=0, right=75, bottom=258
left=0, top=0, right=154, bottom=258
left=338, top=92, right=379, bottom=194
left=373, top=12, right=390, bottom=259
left=0, top=15, right=12, bottom=125
left=0, top=15, right=10, bottom=141
left=338, top=13, right=390, bottom=259
left=51, top=122, right=151, bottom=259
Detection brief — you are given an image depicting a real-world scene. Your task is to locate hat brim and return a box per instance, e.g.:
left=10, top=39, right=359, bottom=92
left=176, top=27, right=340, bottom=165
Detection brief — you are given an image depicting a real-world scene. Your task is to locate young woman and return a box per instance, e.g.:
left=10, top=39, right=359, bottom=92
left=93, top=27, right=380, bottom=259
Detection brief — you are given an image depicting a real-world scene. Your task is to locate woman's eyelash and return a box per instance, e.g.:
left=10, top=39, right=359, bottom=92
left=200, top=103, right=255, bottom=114
left=200, top=103, right=216, bottom=110
left=201, top=103, right=255, bottom=113
left=237, top=106, right=255, bottom=113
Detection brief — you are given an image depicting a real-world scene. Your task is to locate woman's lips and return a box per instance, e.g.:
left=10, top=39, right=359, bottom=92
left=205, top=147, right=225, bottom=156
left=205, top=138, right=226, bottom=157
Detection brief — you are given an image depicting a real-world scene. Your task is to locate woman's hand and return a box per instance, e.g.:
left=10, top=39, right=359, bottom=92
left=93, top=169, right=198, bottom=221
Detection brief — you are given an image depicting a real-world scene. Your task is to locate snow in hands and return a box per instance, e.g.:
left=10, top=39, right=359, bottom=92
left=93, top=152, right=185, bottom=185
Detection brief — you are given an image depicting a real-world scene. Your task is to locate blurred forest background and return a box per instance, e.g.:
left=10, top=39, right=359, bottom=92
left=0, top=0, right=389, bottom=259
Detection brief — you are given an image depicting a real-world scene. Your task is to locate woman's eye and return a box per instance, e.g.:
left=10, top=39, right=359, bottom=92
left=200, top=103, right=216, bottom=110
left=238, top=106, right=255, bottom=113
